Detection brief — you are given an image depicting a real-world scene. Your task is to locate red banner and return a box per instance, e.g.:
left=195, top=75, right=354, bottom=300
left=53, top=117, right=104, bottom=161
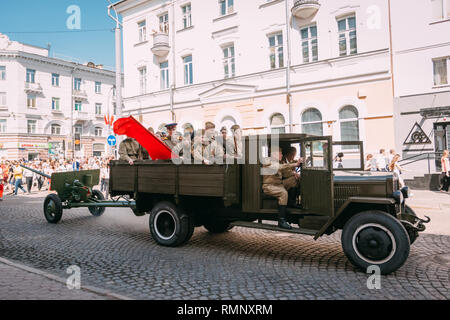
left=113, top=116, right=176, bottom=160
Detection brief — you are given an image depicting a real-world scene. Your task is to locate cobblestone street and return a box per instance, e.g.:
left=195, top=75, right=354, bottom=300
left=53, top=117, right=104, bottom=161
left=0, top=191, right=449, bottom=300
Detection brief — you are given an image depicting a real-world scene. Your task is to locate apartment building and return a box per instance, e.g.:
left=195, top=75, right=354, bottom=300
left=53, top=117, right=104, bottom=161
left=0, top=33, right=120, bottom=160
left=111, top=0, right=396, bottom=155
left=391, top=0, right=450, bottom=173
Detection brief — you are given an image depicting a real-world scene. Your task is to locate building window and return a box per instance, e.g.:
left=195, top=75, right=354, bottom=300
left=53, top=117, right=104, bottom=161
left=160, top=61, right=169, bottom=90
left=159, top=13, right=169, bottom=33
left=0, top=66, right=6, bottom=80
left=223, top=45, right=235, bottom=78
left=182, top=4, right=192, bottom=29
left=95, top=82, right=102, bottom=94
left=27, top=120, right=37, bottom=134
left=301, top=108, right=323, bottom=136
left=52, top=98, right=60, bottom=111
left=339, top=106, right=359, bottom=149
left=95, top=127, right=103, bottom=137
left=183, top=55, right=193, bottom=85
left=433, top=57, right=449, bottom=86
left=74, top=125, right=82, bottom=135
left=52, top=73, right=59, bottom=87
left=138, top=20, right=147, bottom=42
left=220, top=0, right=234, bottom=16
left=0, top=119, right=6, bottom=133
left=74, top=100, right=82, bottom=111
left=270, top=113, right=286, bottom=134
left=301, top=25, right=318, bottom=63
left=221, top=116, right=237, bottom=133
left=269, top=33, right=284, bottom=69
left=95, top=103, right=102, bottom=115
left=27, top=94, right=36, bottom=108
left=51, top=124, right=61, bottom=135
left=74, top=78, right=81, bottom=91
left=431, top=0, right=450, bottom=20
left=139, top=67, right=147, bottom=94
left=0, top=92, right=6, bottom=107
left=26, top=69, right=36, bottom=83
left=338, top=16, right=357, bottom=56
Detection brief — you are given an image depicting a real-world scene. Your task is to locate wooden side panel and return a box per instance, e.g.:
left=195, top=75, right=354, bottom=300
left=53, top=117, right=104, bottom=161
left=109, top=165, right=135, bottom=193
left=138, top=165, right=176, bottom=194
left=301, top=170, right=333, bottom=216
left=179, top=165, right=224, bottom=196
left=242, top=164, right=260, bottom=212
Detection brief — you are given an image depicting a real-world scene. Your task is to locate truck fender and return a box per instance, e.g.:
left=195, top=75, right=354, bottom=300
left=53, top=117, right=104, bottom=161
left=313, top=197, right=396, bottom=240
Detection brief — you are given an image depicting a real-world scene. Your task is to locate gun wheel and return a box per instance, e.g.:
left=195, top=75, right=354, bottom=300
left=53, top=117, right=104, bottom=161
left=89, top=190, right=106, bottom=217
left=43, top=194, right=63, bottom=224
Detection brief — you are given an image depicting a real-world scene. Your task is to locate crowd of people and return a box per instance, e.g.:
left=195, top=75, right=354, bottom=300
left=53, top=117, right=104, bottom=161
left=0, top=157, right=112, bottom=200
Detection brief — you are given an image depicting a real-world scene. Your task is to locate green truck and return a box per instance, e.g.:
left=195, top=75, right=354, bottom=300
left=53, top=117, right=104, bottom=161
left=107, top=134, right=430, bottom=275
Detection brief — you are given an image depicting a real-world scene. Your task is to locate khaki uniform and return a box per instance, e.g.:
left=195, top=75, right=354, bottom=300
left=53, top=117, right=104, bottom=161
left=119, top=138, right=145, bottom=162
left=280, top=159, right=300, bottom=190
left=162, top=136, right=178, bottom=150
left=193, top=139, right=224, bottom=164
left=262, top=158, right=298, bottom=205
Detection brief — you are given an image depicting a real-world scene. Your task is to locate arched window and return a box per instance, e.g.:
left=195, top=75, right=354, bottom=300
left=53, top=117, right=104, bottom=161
left=270, top=113, right=286, bottom=134
left=51, top=124, right=61, bottom=135
left=339, top=105, right=359, bottom=148
left=221, top=116, right=237, bottom=132
left=301, top=108, right=323, bottom=136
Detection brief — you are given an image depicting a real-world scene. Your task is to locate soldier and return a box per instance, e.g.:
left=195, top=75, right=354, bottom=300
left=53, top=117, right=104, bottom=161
left=281, top=147, right=302, bottom=208
left=262, top=147, right=303, bottom=229
left=162, top=123, right=181, bottom=150
left=228, top=124, right=243, bottom=159
left=204, top=122, right=224, bottom=164
left=118, top=137, right=147, bottom=165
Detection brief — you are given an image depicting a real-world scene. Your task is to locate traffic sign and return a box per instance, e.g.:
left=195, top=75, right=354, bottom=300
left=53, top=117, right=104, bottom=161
left=107, top=135, right=117, bottom=146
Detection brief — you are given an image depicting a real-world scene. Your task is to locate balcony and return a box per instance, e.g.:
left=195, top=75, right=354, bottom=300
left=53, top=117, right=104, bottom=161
left=292, top=0, right=320, bottom=19
left=24, top=82, right=43, bottom=94
left=72, top=90, right=88, bottom=100
left=73, top=111, right=89, bottom=121
left=151, top=32, right=170, bottom=57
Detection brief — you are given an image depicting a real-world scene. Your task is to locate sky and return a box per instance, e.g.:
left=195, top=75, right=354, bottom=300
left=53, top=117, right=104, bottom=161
left=0, top=0, right=119, bottom=70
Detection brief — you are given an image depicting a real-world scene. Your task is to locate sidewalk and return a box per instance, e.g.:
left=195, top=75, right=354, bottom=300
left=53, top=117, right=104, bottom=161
left=407, top=190, right=450, bottom=236
left=0, top=258, right=130, bottom=300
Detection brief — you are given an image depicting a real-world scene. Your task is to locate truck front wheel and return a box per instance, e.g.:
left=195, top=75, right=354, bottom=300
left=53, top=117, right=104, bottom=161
left=149, top=201, right=191, bottom=247
left=341, top=211, right=410, bottom=275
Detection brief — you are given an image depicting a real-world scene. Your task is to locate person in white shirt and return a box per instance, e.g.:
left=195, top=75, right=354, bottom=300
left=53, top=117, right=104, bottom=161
left=440, top=150, right=450, bottom=192
left=23, top=165, right=35, bottom=193
left=376, top=149, right=387, bottom=172
left=389, top=154, right=405, bottom=188
left=100, top=163, right=110, bottom=198
left=388, top=149, right=396, bottom=166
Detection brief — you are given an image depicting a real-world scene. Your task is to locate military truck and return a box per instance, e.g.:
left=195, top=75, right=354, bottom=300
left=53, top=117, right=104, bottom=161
left=109, top=134, right=429, bottom=275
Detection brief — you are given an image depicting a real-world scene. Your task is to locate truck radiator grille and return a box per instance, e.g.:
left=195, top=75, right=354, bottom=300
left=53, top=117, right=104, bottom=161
left=334, top=185, right=360, bottom=211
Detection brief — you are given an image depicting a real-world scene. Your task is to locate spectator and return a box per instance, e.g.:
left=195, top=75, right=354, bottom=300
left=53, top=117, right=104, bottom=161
left=389, top=154, right=405, bottom=188
left=376, top=149, right=388, bottom=172
left=23, top=165, right=34, bottom=194
left=365, top=154, right=374, bottom=171
left=13, top=163, right=26, bottom=195
left=440, top=150, right=450, bottom=193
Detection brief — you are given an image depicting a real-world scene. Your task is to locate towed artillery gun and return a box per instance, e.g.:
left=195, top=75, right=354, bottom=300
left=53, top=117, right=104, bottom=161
left=20, top=165, right=135, bottom=223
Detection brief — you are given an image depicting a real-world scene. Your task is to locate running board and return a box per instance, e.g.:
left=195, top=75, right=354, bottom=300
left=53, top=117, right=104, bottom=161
left=230, top=221, right=317, bottom=236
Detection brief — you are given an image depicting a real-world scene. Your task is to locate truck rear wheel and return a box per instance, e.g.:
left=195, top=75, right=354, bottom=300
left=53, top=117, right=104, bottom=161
left=149, top=201, right=191, bottom=247
left=43, top=194, right=63, bottom=224
left=89, top=190, right=106, bottom=217
left=203, top=219, right=233, bottom=234
left=341, top=211, right=410, bottom=275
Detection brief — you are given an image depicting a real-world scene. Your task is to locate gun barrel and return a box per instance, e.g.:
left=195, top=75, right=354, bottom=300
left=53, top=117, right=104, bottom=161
left=20, top=165, right=51, bottom=179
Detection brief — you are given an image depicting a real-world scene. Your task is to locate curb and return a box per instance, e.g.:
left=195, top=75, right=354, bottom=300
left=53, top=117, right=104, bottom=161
left=0, top=257, right=133, bottom=300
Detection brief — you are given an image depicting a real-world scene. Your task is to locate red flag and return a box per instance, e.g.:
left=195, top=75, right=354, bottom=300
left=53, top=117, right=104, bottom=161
left=104, top=115, right=108, bottom=125
left=113, top=116, right=176, bottom=160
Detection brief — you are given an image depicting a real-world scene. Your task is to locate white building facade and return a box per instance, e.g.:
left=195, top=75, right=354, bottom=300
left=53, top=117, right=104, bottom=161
left=391, top=0, right=450, bottom=174
left=113, top=0, right=396, bottom=154
left=0, top=33, right=120, bottom=160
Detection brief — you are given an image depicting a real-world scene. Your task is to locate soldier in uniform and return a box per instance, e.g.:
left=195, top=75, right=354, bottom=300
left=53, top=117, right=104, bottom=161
left=162, top=123, right=179, bottom=150
left=118, top=137, right=147, bottom=165
left=204, top=122, right=224, bottom=164
left=281, top=147, right=302, bottom=208
left=262, top=148, right=303, bottom=229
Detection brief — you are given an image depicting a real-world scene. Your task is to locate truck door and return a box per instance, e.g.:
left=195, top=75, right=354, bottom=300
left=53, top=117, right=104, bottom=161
left=300, top=136, right=334, bottom=216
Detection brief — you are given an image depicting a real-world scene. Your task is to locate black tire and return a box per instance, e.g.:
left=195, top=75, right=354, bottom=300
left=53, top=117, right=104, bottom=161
left=149, top=201, right=190, bottom=247
left=43, top=194, right=63, bottom=224
left=342, top=211, right=410, bottom=275
left=180, top=214, right=195, bottom=245
left=88, top=190, right=106, bottom=217
left=404, top=205, right=419, bottom=245
left=203, top=219, right=233, bottom=234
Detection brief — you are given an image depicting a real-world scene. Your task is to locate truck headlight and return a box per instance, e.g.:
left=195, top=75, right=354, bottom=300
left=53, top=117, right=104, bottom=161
left=401, top=186, right=409, bottom=199
left=392, top=191, right=404, bottom=204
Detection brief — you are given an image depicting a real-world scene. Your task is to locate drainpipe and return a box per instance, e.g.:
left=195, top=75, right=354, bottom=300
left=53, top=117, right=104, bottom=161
left=70, top=68, right=75, bottom=160
left=285, top=0, right=293, bottom=133
left=388, top=0, right=395, bottom=98
left=170, top=0, right=176, bottom=122
left=108, top=3, right=123, bottom=119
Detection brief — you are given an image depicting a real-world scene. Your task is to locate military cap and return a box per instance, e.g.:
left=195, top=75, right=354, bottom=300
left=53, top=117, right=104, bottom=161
left=220, top=126, right=227, bottom=133
left=230, top=124, right=241, bottom=131
left=147, top=127, right=155, bottom=133
left=205, top=122, right=216, bottom=130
